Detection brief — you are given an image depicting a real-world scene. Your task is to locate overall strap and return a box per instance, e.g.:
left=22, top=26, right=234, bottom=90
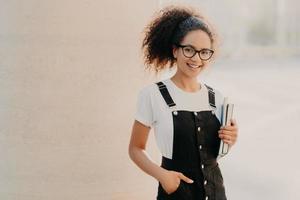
left=204, top=84, right=216, bottom=109
left=156, top=82, right=176, bottom=108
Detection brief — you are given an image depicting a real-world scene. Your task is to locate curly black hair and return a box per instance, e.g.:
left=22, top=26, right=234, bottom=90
left=141, top=5, right=218, bottom=74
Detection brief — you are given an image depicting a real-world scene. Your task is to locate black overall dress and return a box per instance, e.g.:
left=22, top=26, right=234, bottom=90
left=155, top=81, right=227, bottom=200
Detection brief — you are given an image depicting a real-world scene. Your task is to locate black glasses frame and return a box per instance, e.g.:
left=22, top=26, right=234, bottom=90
left=175, top=44, right=214, bottom=61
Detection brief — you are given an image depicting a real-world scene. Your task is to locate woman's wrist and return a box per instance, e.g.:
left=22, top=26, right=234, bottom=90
left=154, top=167, right=168, bottom=182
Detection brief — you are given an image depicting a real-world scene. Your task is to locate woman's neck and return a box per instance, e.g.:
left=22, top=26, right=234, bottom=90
left=170, top=74, right=201, bottom=93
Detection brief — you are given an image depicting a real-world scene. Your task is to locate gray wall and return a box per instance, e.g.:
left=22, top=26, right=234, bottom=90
left=0, top=1, right=161, bottom=199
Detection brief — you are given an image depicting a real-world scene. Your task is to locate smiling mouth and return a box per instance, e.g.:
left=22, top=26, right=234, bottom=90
left=187, top=63, right=201, bottom=68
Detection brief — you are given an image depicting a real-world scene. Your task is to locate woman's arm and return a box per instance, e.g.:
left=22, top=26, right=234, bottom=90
left=128, top=120, right=193, bottom=194
left=128, top=120, right=167, bottom=181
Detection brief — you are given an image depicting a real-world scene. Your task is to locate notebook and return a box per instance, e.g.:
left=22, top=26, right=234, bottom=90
left=217, top=97, right=234, bottom=159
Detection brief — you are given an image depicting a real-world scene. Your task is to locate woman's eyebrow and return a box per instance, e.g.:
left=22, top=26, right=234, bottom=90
left=182, top=44, right=196, bottom=48
left=181, top=44, right=199, bottom=50
left=184, top=44, right=212, bottom=50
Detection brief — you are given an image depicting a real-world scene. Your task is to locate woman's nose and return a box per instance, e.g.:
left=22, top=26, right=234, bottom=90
left=191, top=53, right=203, bottom=63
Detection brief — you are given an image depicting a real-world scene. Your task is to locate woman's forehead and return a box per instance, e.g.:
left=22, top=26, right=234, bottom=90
left=181, top=29, right=212, bottom=48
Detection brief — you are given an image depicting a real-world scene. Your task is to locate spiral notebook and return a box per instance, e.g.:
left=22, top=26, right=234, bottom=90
left=218, top=97, right=234, bottom=159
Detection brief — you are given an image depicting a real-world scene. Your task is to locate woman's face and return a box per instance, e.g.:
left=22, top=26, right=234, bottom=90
left=172, top=29, right=213, bottom=78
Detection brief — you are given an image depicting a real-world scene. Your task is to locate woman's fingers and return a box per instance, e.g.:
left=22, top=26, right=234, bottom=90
left=218, top=128, right=237, bottom=138
left=222, top=139, right=234, bottom=146
left=219, top=132, right=235, bottom=145
left=220, top=125, right=238, bottom=131
left=219, top=132, right=234, bottom=141
left=220, top=126, right=236, bottom=131
left=178, top=172, right=194, bottom=184
left=220, top=118, right=238, bottom=130
left=219, top=118, right=238, bottom=140
left=218, top=120, right=238, bottom=146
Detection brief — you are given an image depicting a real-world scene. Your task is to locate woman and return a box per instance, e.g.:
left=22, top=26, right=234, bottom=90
left=128, top=5, right=238, bottom=200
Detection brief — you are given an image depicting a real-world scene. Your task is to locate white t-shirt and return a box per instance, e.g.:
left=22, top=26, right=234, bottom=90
left=135, top=78, right=224, bottom=159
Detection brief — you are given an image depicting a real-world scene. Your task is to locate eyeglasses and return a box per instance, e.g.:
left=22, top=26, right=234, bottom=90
left=175, top=44, right=214, bottom=61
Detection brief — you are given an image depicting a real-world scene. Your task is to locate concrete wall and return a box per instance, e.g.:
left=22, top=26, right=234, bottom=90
left=0, top=1, right=161, bottom=199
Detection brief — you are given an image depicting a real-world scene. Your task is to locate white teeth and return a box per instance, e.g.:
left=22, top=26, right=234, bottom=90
left=187, top=63, right=200, bottom=68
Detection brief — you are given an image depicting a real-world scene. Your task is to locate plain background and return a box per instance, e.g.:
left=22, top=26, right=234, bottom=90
left=0, top=0, right=299, bottom=199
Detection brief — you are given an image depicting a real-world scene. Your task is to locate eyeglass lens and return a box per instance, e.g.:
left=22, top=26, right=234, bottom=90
left=182, top=46, right=213, bottom=60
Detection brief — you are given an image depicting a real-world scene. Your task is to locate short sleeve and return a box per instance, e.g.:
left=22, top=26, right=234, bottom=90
left=134, top=87, right=154, bottom=128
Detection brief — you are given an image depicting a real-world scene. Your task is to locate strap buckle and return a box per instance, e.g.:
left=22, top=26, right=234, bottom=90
left=158, top=84, right=166, bottom=90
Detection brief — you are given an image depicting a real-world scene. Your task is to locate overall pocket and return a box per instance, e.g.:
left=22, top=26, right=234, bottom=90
left=157, top=180, right=182, bottom=200
left=157, top=180, right=193, bottom=200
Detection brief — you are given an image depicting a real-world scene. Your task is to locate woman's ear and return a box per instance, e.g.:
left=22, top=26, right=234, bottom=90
left=172, top=45, right=178, bottom=59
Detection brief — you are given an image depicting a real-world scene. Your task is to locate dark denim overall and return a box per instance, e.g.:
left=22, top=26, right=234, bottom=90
left=155, top=81, right=227, bottom=200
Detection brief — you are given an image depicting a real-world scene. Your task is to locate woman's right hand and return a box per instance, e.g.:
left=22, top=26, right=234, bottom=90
left=159, top=169, right=194, bottom=195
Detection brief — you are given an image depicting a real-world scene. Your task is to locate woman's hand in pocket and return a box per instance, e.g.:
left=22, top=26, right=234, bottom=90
left=158, top=170, right=193, bottom=194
